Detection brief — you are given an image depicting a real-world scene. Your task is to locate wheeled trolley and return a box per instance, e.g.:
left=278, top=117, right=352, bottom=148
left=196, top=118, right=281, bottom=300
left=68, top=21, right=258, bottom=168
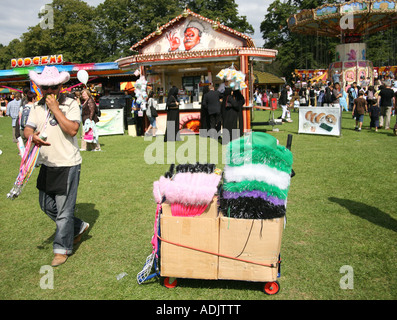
left=137, top=134, right=294, bottom=296
left=158, top=201, right=284, bottom=295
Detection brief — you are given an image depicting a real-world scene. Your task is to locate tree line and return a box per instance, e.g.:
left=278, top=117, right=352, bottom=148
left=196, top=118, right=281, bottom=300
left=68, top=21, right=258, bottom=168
left=260, top=0, right=397, bottom=82
left=0, top=0, right=395, bottom=83
left=0, top=0, right=253, bottom=69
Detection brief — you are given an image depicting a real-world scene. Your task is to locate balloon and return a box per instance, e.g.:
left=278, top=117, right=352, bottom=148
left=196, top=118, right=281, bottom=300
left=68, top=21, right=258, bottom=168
left=77, top=70, right=89, bottom=86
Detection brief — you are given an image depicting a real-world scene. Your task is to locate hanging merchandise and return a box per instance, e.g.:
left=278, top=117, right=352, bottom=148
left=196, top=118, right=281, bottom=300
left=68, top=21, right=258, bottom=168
left=7, top=110, right=52, bottom=199
left=134, top=76, right=148, bottom=105
left=219, top=132, right=293, bottom=220
left=7, top=136, right=40, bottom=199
left=137, top=179, right=162, bottom=284
left=154, top=163, right=221, bottom=217
left=216, top=63, right=247, bottom=90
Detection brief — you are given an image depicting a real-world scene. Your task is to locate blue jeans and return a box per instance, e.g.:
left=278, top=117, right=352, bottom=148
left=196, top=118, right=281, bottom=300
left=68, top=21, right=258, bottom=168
left=39, top=164, right=84, bottom=254
left=149, top=116, right=156, bottom=128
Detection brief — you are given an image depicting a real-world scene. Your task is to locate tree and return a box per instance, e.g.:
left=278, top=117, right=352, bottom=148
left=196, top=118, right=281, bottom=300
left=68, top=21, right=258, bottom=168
left=260, top=0, right=337, bottom=81
left=94, top=0, right=254, bottom=61
left=185, top=0, right=254, bottom=34
left=260, top=0, right=397, bottom=80
left=0, top=39, right=24, bottom=70
left=20, top=0, right=101, bottom=63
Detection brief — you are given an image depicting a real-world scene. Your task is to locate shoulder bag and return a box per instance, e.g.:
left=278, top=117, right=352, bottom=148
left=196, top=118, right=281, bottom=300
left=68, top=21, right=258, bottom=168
left=150, top=99, right=158, bottom=117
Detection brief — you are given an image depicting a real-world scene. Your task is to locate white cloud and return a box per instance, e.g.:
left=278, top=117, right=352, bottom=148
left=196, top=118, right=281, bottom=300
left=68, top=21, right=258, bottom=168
left=236, top=0, right=272, bottom=47
left=0, top=0, right=104, bottom=46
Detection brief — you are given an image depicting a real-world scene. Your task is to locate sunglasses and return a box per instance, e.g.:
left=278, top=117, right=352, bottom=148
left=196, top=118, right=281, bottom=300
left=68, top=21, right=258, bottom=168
left=41, top=85, right=60, bottom=90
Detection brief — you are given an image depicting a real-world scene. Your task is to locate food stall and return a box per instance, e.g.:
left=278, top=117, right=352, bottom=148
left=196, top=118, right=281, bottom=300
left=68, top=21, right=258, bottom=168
left=116, top=8, right=278, bottom=135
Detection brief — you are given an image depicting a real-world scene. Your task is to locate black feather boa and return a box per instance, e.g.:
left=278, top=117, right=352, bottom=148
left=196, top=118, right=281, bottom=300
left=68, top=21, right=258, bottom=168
left=219, top=188, right=286, bottom=220
left=164, top=163, right=216, bottom=178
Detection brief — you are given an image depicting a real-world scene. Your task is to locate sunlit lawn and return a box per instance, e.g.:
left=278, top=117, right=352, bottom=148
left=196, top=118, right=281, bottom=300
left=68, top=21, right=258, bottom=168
left=0, top=108, right=396, bottom=300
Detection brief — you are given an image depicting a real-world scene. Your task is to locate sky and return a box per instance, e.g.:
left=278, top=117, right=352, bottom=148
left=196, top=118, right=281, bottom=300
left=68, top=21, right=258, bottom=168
left=0, top=0, right=270, bottom=49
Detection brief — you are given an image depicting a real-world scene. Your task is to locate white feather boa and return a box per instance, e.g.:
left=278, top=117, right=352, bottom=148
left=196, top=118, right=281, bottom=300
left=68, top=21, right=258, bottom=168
left=223, top=163, right=291, bottom=190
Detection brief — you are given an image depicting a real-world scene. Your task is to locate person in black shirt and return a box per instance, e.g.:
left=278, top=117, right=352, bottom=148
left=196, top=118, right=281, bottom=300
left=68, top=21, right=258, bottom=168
left=203, top=84, right=221, bottom=139
left=221, top=88, right=239, bottom=144
left=377, top=81, right=394, bottom=129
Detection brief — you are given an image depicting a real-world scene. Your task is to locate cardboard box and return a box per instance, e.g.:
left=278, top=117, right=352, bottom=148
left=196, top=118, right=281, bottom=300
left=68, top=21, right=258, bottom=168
left=160, top=197, right=284, bottom=283
left=128, top=125, right=136, bottom=136
left=160, top=197, right=219, bottom=280
left=218, top=216, right=284, bottom=282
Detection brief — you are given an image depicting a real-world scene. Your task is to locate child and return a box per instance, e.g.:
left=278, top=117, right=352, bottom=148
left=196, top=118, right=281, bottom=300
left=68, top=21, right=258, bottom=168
left=368, top=102, right=380, bottom=132
left=290, top=96, right=300, bottom=112
left=352, top=91, right=367, bottom=131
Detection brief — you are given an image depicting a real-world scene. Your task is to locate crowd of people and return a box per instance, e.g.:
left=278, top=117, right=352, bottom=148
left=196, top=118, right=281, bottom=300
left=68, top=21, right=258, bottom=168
left=160, top=83, right=245, bottom=144
left=3, top=81, right=101, bottom=159
left=252, top=75, right=397, bottom=134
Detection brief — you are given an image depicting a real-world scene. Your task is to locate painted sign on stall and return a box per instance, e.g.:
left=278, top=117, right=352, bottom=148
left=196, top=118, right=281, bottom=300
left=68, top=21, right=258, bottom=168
left=298, top=107, right=341, bottom=136
left=142, top=17, right=244, bottom=54
left=11, top=54, right=63, bottom=68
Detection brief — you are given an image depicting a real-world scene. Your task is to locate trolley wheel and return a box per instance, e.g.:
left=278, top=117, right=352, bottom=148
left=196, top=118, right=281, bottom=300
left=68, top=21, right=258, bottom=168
left=263, top=281, right=280, bottom=295
left=163, top=277, right=177, bottom=289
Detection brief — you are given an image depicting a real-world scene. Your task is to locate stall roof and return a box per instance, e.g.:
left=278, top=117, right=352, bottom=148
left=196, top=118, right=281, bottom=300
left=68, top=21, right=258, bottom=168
left=254, top=71, right=285, bottom=85
left=0, top=62, right=136, bottom=83
left=131, top=8, right=255, bottom=51
left=116, top=9, right=277, bottom=69
left=117, top=48, right=277, bottom=68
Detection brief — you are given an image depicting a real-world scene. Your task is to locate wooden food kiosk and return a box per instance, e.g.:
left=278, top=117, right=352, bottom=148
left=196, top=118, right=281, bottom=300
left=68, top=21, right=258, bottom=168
left=116, top=8, right=278, bottom=135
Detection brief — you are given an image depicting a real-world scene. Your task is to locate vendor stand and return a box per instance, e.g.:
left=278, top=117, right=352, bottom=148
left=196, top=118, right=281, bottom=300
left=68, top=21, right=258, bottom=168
left=116, top=8, right=278, bottom=135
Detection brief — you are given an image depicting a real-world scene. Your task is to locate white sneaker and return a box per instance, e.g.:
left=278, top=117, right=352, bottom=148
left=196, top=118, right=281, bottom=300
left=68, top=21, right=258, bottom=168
left=74, top=222, right=89, bottom=244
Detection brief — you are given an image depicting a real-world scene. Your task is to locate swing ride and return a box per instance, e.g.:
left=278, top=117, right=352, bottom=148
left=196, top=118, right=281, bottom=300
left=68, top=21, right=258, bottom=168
left=287, top=0, right=397, bottom=85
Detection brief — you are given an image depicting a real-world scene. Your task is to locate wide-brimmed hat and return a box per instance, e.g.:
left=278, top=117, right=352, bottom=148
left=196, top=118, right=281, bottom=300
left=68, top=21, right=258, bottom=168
left=29, top=66, right=70, bottom=86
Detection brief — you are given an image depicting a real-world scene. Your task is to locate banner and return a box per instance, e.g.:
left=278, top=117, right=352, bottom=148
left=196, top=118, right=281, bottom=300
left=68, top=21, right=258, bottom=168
left=96, top=108, right=124, bottom=136
left=298, top=107, right=341, bottom=136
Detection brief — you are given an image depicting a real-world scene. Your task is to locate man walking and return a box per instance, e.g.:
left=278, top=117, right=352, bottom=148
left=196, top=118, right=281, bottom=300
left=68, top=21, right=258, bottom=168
left=6, top=92, right=22, bottom=147
left=24, top=66, right=89, bottom=267
left=279, top=85, right=292, bottom=122
left=378, top=80, right=394, bottom=130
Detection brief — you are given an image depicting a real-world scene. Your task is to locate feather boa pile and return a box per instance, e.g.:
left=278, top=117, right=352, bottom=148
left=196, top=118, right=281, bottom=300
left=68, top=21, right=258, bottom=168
left=153, top=163, right=221, bottom=217
left=226, top=132, right=293, bottom=173
left=220, top=132, right=293, bottom=220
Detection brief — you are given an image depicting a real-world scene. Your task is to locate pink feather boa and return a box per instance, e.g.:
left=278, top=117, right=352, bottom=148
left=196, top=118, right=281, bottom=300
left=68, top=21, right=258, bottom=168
left=154, top=172, right=221, bottom=216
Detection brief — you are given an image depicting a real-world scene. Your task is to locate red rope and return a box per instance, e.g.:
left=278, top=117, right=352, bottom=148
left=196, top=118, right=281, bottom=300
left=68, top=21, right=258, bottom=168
left=157, top=235, right=278, bottom=268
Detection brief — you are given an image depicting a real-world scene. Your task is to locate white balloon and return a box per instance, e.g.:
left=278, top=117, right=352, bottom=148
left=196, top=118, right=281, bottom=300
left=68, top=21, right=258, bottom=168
left=77, top=70, right=89, bottom=85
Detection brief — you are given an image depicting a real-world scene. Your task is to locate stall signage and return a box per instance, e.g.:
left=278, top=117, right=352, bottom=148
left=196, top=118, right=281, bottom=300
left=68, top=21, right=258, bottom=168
left=11, top=54, right=63, bottom=68
left=298, top=107, right=341, bottom=136
left=142, top=17, right=243, bottom=55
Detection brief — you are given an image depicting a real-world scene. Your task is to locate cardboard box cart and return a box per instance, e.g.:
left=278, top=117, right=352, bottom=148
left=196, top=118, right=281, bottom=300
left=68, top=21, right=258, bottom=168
left=137, top=134, right=294, bottom=295
left=157, top=197, right=284, bottom=295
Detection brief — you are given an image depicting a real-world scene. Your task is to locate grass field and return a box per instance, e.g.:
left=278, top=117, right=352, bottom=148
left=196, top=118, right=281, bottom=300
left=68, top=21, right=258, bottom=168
left=0, top=107, right=396, bottom=301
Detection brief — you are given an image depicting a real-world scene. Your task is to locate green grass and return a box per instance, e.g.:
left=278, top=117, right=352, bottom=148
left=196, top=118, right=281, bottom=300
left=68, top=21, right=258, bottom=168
left=0, top=108, right=396, bottom=300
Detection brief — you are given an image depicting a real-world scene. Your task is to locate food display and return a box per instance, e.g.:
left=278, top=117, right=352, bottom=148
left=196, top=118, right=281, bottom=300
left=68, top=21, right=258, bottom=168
left=299, top=107, right=341, bottom=136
